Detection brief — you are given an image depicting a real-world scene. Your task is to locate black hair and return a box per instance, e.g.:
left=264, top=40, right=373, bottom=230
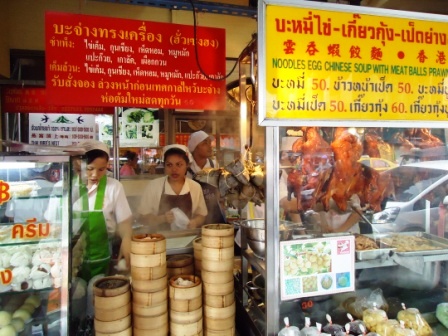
left=86, top=149, right=109, bottom=164
left=124, top=150, right=138, bottom=161
left=164, top=148, right=189, bottom=165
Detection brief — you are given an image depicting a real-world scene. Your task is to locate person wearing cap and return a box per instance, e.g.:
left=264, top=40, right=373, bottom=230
left=187, top=131, right=226, bottom=224
left=137, top=145, right=207, bottom=230
left=6, top=163, right=55, bottom=223
left=73, top=140, right=133, bottom=281
left=187, top=130, right=218, bottom=175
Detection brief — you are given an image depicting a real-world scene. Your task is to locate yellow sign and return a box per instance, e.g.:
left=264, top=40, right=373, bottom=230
left=263, top=3, right=448, bottom=122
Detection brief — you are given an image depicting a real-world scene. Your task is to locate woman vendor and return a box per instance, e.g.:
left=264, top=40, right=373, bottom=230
left=138, top=145, right=207, bottom=230
left=120, top=150, right=139, bottom=176
left=75, top=140, right=133, bottom=281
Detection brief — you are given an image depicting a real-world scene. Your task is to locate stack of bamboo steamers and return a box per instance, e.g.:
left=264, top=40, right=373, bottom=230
left=201, top=224, right=236, bottom=335
left=130, top=233, right=168, bottom=335
left=94, top=224, right=236, bottom=336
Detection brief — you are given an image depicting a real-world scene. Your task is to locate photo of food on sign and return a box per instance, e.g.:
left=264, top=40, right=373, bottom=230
left=282, top=241, right=331, bottom=277
left=116, top=108, right=159, bottom=147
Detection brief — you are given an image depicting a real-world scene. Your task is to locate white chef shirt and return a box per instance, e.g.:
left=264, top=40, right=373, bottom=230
left=72, top=177, right=132, bottom=235
left=137, top=176, right=207, bottom=218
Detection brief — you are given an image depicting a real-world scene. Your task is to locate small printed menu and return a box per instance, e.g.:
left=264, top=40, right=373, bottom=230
left=280, top=235, right=355, bottom=300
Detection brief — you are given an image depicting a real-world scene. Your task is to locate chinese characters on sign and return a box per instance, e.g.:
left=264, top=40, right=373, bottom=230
left=29, top=113, right=95, bottom=146
left=45, top=12, right=226, bottom=110
left=263, top=4, right=448, bottom=122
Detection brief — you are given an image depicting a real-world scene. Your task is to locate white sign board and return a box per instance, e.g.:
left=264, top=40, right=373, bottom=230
left=29, top=113, right=95, bottom=146
left=280, top=235, right=355, bottom=300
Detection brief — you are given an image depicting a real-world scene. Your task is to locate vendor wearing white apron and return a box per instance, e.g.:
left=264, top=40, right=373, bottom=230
left=75, top=140, right=133, bottom=281
left=138, top=145, right=207, bottom=231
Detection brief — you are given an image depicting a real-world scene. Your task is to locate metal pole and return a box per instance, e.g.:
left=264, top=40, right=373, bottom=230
left=113, top=107, right=121, bottom=179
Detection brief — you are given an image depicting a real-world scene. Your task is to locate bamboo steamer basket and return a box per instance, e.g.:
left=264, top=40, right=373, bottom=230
left=170, top=307, right=202, bottom=324
left=133, top=324, right=169, bottom=336
left=132, top=301, right=167, bottom=316
left=130, top=251, right=166, bottom=267
left=132, top=274, right=167, bottom=293
left=203, top=315, right=235, bottom=331
left=193, top=237, right=202, bottom=255
left=203, top=280, right=234, bottom=296
left=132, top=287, right=168, bottom=306
left=133, top=311, right=168, bottom=329
left=93, top=276, right=130, bottom=297
left=167, top=263, right=195, bottom=278
left=95, top=326, right=132, bottom=336
left=131, top=264, right=166, bottom=280
left=201, top=234, right=234, bottom=249
left=201, top=258, right=234, bottom=272
left=95, top=301, right=131, bottom=321
left=201, top=246, right=234, bottom=261
left=204, top=327, right=235, bottom=336
left=169, top=275, right=202, bottom=300
left=94, top=314, right=131, bottom=333
left=170, top=318, right=203, bottom=336
left=167, top=254, right=193, bottom=268
left=203, top=292, right=235, bottom=308
left=204, top=302, right=236, bottom=319
left=202, top=224, right=234, bottom=237
left=94, top=291, right=131, bottom=310
left=131, top=233, right=166, bottom=254
left=201, top=270, right=233, bottom=284
left=194, top=259, right=202, bottom=272
left=169, top=295, right=202, bottom=312
left=171, top=330, right=203, bottom=336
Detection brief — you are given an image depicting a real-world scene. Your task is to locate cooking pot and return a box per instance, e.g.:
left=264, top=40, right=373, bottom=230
left=246, top=273, right=265, bottom=301
left=239, top=219, right=301, bottom=242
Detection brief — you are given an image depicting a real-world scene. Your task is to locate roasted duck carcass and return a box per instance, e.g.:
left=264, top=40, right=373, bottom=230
left=363, top=130, right=382, bottom=158
left=331, top=128, right=363, bottom=164
left=291, top=137, right=304, bottom=153
left=287, top=168, right=302, bottom=211
left=350, top=164, right=391, bottom=212
left=299, top=127, right=333, bottom=210
left=301, top=127, right=332, bottom=158
left=320, top=129, right=363, bottom=211
left=405, top=128, right=444, bottom=148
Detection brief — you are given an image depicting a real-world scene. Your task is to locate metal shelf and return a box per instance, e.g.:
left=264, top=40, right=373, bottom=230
left=242, top=249, right=266, bottom=278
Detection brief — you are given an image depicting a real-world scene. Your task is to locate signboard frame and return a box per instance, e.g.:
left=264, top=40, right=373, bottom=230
left=279, top=235, right=355, bottom=301
left=258, top=0, right=448, bottom=127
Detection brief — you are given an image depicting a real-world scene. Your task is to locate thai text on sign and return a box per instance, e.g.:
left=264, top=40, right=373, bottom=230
left=1, top=87, right=114, bottom=114
left=45, top=12, right=226, bottom=110
left=29, top=113, right=95, bottom=146
left=261, top=2, right=448, bottom=123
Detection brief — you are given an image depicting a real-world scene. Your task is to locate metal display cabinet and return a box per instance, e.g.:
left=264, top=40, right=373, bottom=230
left=241, top=0, right=448, bottom=333
left=0, top=151, right=80, bottom=336
left=235, top=126, right=448, bottom=336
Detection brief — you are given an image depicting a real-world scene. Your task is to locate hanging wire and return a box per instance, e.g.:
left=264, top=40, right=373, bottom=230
left=188, top=0, right=257, bottom=81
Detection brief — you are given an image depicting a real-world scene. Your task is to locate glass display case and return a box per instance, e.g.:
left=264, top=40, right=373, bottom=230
left=237, top=126, right=448, bottom=336
left=0, top=152, right=75, bottom=336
